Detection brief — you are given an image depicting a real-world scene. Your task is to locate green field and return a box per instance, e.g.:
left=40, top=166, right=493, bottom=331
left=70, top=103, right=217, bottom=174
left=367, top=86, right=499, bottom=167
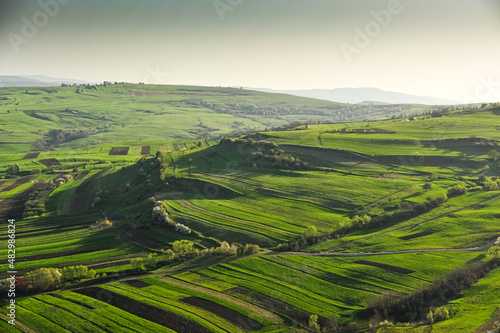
left=0, top=84, right=499, bottom=332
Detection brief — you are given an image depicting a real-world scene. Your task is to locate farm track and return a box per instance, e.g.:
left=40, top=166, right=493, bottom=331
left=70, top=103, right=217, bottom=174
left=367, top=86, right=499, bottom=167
left=326, top=192, right=500, bottom=252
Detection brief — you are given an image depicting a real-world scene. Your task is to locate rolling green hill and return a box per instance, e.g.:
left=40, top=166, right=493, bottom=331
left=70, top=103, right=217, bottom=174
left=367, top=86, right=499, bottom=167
left=0, top=84, right=499, bottom=332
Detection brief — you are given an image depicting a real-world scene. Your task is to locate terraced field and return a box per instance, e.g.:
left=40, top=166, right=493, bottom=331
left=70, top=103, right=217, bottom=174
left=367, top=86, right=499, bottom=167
left=0, top=85, right=499, bottom=332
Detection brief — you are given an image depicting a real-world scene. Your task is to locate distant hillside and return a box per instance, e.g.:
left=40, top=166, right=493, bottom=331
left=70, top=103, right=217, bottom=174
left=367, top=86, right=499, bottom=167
left=0, top=75, right=90, bottom=87
left=246, top=87, right=459, bottom=105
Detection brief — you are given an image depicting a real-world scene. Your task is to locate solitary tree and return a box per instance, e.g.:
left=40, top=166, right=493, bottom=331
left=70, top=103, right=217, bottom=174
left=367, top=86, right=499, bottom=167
left=308, top=314, right=320, bottom=332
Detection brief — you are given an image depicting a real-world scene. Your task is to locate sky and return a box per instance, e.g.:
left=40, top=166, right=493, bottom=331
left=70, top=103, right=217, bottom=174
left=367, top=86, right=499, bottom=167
left=1, top=0, right=500, bottom=102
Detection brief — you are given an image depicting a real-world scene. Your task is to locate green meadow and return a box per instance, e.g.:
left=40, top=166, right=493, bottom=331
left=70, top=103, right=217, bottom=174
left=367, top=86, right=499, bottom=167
left=0, top=84, right=499, bottom=332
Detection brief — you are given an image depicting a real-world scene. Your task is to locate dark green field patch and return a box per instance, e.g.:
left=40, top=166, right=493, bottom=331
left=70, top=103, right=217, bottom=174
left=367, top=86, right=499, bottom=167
left=353, top=260, right=414, bottom=274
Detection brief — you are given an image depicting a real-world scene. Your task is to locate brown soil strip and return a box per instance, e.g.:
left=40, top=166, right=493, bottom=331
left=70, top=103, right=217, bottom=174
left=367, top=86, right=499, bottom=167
left=74, top=287, right=212, bottom=333
left=173, top=143, right=179, bottom=151
left=181, top=296, right=263, bottom=331
left=109, top=147, right=129, bottom=155
left=0, top=181, right=5, bottom=188
left=0, top=176, right=36, bottom=193
left=23, top=152, right=40, bottom=159
left=39, top=158, right=61, bottom=166
left=121, top=279, right=152, bottom=288
left=0, top=183, right=40, bottom=221
left=141, top=146, right=150, bottom=155
left=399, top=230, right=436, bottom=241
left=0, top=245, right=111, bottom=265
left=354, top=260, right=414, bottom=274
left=73, top=170, right=89, bottom=180
left=48, top=293, right=95, bottom=309
left=225, top=286, right=313, bottom=326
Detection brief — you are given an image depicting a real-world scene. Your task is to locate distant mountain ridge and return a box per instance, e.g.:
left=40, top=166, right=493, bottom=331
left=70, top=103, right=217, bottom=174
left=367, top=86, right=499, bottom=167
left=0, top=75, right=90, bottom=87
left=244, top=87, right=459, bottom=105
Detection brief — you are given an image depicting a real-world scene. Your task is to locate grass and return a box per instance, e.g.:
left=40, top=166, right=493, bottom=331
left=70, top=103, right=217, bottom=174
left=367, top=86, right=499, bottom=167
left=1, top=84, right=499, bottom=331
left=380, top=266, right=500, bottom=332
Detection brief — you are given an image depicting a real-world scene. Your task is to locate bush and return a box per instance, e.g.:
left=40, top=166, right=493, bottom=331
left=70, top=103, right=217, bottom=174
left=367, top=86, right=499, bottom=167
left=447, top=185, right=467, bottom=197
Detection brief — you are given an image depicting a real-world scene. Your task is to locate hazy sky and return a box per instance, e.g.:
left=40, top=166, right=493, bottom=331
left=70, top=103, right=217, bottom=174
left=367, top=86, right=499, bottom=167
left=1, top=0, right=500, bottom=101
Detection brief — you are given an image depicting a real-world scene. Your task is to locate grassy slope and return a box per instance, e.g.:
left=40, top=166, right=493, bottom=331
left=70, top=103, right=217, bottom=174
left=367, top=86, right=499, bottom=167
left=0, top=85, right=499, bottom=332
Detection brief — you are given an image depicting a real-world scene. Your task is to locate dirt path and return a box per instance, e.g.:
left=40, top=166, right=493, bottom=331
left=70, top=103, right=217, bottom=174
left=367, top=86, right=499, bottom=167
left=326, top=192, right=500, bottom=252
left=0, top=313, right=36, bottom=333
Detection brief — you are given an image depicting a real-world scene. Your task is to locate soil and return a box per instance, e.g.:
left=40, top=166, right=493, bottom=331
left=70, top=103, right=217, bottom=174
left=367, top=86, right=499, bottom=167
left=23, top=152, right=40, bottom=159
left=141, top=146, right=151, bottom=155
left=73, top=171, right=89, bottom=180
left=39, top=158, right=61, bottom=166
left=399, top=230, right=436, bottom=241
left=0, top=176, right=36, bottom=193
left=109, top=147, right=129, bottom=155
